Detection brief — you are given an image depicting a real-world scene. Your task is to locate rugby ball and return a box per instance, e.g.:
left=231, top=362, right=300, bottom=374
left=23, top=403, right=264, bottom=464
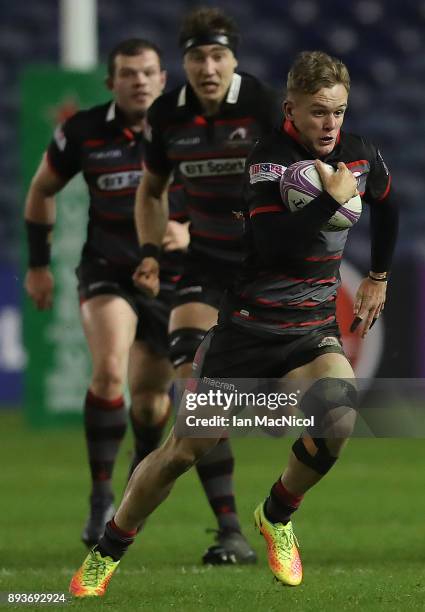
left=280, top=160, right=362, bottom=231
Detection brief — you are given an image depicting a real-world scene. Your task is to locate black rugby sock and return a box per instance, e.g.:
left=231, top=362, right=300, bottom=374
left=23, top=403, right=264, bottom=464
left=84, top=390, right=127, bottom=498
left=265, top=477, right=304, bottom=525
left=128, top=401, right=170, bottom=478
left=196, top=439, right=241, bottom=533
left=97, top=519, right=137, bottom=561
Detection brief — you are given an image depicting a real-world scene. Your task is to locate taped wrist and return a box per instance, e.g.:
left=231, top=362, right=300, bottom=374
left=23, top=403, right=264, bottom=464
left=139, top=242, right=161, bottom=264
left=25, top=220, right=53, bottom=267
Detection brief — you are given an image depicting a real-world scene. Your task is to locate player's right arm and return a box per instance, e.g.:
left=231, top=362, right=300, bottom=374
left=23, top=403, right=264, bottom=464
left=133, top=168, right=172, bottom=297
left=24, top=114, right=82, bottom=309
left=24, top=156, right=68, bottom=310
left=133, top=99, right=175, bottom=297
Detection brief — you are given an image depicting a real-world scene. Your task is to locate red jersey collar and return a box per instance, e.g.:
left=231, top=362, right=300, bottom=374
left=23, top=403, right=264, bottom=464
left=106, top=101, right=140, bottom=141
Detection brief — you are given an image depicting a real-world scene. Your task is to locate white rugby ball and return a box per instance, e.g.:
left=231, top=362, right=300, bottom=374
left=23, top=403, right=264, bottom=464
left=280, top=160, right=362, bottom=231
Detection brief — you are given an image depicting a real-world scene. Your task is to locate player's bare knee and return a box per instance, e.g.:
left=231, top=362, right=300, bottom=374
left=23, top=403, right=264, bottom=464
left=301, top=377, right=358, bottom=435
left=131, top=390, right=169, bottom=425
left=91, top=355, right=125, bottom=396
left=292, top=378, right=358, bottom=475
left=321, top=405, right=357, bottom=441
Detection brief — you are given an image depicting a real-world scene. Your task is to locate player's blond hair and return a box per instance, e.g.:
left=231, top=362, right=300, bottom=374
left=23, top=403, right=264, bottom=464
left=287, top=51, right=350, bottom=95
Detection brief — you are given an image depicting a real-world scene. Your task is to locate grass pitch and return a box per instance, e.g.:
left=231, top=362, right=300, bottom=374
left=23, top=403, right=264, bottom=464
left=1, top=410, right=425, bottom=611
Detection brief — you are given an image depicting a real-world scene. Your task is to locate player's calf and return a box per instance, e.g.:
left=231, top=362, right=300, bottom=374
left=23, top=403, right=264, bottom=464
left=292, top=377, right=358, bottom=473
left=160, top=433, right=219, bottom=479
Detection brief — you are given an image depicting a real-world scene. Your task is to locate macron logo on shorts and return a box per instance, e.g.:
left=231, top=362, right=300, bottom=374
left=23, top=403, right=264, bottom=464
left=177, top=286, right=203, bottom=296
left=88, top=281, right=120, bottom=291
left=249, top=163, right=286, bottom=184
left=317, top=336, right=341, bottom=348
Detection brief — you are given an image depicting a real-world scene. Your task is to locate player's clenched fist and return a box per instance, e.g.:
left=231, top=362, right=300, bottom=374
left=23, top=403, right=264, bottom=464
left=25, top=267, right=54, bottom=310
left=132, top=256, right=160, bottom=297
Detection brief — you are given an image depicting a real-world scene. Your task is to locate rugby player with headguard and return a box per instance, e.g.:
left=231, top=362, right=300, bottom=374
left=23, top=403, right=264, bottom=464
left=25, top=27, right=265, bottom=565
left=132, top=6, right=281, bottom=565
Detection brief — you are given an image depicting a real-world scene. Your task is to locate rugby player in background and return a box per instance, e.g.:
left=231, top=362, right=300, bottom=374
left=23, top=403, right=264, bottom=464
left=133, top=6, right=282, bottom=565
left=69, top=49, right=398, bottom=596
left=24, top=38, right=189, bottom=547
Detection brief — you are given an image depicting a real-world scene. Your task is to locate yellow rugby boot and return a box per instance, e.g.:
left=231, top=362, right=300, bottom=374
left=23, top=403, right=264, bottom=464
left=254, top=502, right=302, bottom=586
left=69, top=548, right=119, bottom=597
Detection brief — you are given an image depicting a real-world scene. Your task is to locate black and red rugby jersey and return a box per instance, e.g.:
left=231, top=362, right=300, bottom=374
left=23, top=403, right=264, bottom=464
left=46, top=101, right=186, bottom=286
left=223, top=120, right=393, bottom=337
left=143, top=73, right=282, bottom=265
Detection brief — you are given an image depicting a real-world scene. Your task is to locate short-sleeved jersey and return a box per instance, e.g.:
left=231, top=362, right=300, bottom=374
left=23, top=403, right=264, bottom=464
left=143, top=73, right=282, bottom=265
left=46, top=101, right=186, bottom=287
left=222, top=119, right=392, bottom=337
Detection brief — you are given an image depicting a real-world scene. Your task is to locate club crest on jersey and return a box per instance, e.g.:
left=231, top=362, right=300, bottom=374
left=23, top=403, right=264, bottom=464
left=249, top=163, right=286, bottom=184
left=226, top=126, right=253, bottom=149
left=229, top=127, right=248, bottom=140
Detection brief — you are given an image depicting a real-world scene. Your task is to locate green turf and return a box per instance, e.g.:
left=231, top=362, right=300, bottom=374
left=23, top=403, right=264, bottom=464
left=1, top=410, right=425, bottom=611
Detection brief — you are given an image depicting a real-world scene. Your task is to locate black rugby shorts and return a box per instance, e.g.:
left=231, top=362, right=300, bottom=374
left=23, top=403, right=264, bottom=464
left=194, top=321, right=345, bottom=379
left=76, top=256, right=172, bottom=357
